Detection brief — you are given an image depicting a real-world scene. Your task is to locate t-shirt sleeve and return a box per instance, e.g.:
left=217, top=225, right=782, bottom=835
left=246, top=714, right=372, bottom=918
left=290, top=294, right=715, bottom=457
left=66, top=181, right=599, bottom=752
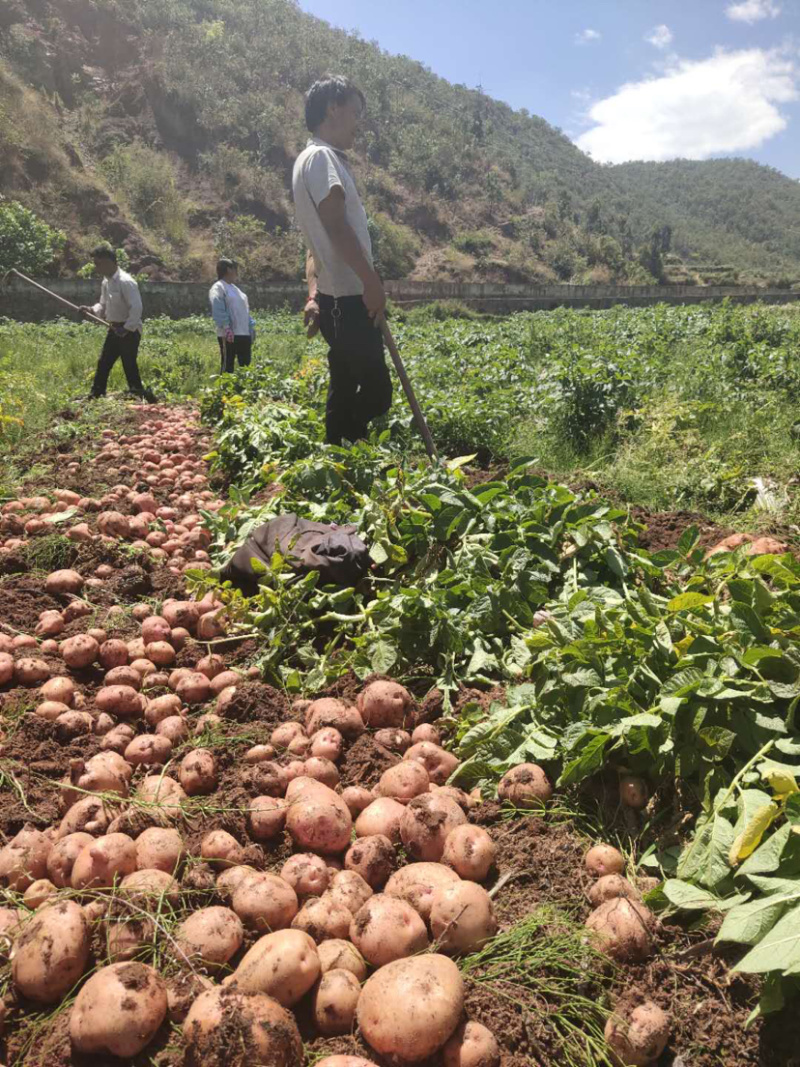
left=303, top=149, right=344, bottom=208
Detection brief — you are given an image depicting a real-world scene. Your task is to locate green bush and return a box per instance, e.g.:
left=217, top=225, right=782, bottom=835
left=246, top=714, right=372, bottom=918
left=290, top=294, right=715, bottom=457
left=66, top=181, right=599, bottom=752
left=0, top=198, right=65, bottom=274
left=100, top=143, right=189, bottom=246
left=452, top=230, right=495, bottom=258
left=369, top=213, right=420, bottom=279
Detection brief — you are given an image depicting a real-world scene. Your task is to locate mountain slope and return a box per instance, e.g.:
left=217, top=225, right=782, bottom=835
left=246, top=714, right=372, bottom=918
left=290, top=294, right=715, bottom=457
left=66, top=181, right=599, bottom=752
left=0, top=0, right=798, bottom=285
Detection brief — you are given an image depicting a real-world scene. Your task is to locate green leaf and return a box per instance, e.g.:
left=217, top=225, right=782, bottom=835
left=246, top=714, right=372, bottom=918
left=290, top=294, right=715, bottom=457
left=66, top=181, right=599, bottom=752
left=718, top=892, right=796, bottom=947
left=734, top=904, right=800, bottom=974
left=678, top=525, right=700, bottom=556
left=667, top=591, right=714, bottom=612
left=677, top=810, right=736, bottom=889
left=558, top=733, right=609, bottom=787
left=369, top=639, right=397, bottom=675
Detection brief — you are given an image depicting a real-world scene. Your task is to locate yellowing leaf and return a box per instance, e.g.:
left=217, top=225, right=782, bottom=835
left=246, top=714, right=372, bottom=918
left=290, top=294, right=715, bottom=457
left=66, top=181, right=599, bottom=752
left=675, top=635, right=693, bottom=658
left=762, top=768, right=800, bottom=801
left=446, top=454, right=478, bottom=471
left=729, top=803, right=780, bottom=867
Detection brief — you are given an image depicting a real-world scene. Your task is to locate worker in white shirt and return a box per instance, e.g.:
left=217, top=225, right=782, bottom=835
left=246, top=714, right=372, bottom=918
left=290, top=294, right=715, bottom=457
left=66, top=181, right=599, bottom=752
left=208, top=258, right=256, bottom=374
left=292, top=75, right=392, bottom=445
left=79, top=246, right=154, bottom=402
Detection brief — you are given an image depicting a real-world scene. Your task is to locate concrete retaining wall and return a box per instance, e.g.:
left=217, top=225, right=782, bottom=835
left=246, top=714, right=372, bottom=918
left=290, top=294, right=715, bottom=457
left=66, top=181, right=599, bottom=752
left=1, top=277, right=798, bottom=322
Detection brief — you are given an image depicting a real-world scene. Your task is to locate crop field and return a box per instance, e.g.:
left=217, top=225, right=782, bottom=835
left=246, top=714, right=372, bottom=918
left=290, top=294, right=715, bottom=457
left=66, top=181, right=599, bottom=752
left=0, top=301, right=799, bottom=1067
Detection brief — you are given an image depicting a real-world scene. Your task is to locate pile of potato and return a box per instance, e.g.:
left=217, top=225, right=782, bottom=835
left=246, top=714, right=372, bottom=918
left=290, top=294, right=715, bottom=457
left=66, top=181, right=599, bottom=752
left=0, top=668, right=514, bottom=1067
left=0, top=410, right=223, bottom=578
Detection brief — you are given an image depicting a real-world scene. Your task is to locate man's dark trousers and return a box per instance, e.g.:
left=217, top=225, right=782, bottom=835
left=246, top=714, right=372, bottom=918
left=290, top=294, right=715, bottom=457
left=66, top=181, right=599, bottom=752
left=91, top=328, right=145, bottom=397
left=217, top=336, right=252, bottom=374
left=318, top=294, right=392, bottom=445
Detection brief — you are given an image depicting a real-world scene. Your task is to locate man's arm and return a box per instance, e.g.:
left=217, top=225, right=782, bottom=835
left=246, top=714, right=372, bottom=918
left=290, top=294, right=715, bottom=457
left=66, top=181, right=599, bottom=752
left=121, top=278, right=143, bottom=333
left=317, top=188, right=385, bottom=319
left=81, top=279, right=106, bottom=320
left=304, top=250, right=320, bottom=338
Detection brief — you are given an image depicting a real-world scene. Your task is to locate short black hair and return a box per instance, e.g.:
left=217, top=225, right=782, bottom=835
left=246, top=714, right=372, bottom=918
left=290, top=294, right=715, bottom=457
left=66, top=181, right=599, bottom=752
left=216, top=258, right=238, bottom=280
left=305, top=75, right=366, bottom=132
left=92, top=244, right=117, bottom=263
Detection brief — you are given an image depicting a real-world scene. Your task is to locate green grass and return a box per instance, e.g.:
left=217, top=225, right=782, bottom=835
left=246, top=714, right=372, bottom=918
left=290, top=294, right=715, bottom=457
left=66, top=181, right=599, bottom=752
left=3, top=301, right=800, bottom=529
left=459, top=906, right=616, bottom=1067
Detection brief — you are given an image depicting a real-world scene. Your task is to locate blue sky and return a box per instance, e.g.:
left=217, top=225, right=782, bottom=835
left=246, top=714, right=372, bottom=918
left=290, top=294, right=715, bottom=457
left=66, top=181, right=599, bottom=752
left=298, top=0, right=800, bottom=177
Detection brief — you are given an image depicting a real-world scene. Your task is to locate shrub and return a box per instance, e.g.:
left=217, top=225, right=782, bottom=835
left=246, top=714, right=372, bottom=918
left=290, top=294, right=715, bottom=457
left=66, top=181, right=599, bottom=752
left=100, top=143, right=189, bottom=246
left=452, top=230, right=494, bottom=258
left=0, top=198, right=65, bottom=274
left=369, top=214, right=420, bottom=279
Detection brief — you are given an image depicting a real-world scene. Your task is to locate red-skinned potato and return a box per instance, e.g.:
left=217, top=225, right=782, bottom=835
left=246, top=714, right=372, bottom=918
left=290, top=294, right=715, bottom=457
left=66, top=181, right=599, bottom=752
left=120, top=868, right=180, bottom=906
left=443, top=1021, right=501, bottom=1067
left=231, top=871, right=298, bottom=932
left=184, top=987, right=303, bottom=1067
left=305, top=697, right=365, bottom=740
left=377, top=761, right=430, bottom=804
left=135, top=827, right=184, bottom=873
left=244, top=744, right=276, bottom=764
left=47, top=832, right=94, bottom=888
left=14, top=657, right=51, bottom=686
left=271, top=721, right=306, bottom=748
left=309, top=727, right=344, bottom=761
left=99, top=639, right=128, bottom=669
left=224, top=928, right=320, bottom=1006
left=40, top=676, right=75, bottom=706
left=357, top=680, right=414, bottom=728
left=201, top=830, right=244, bottom=869
left=196, top=654, right=224, bottom=679
left=176, top=671, right=211, bottom=706
left=313, top=968, right=361, bottom=1035
left=318, top=938, right=368, bottom=980
left=146, top=641, right=176, bottom=667
left=137, top=775, right=186, bottom=820
left=70, top=962, right=167, bottom=1057
left=281, top=854, right=330, bottom=898
left=585, top=898, right=654, bottom=962
left=286, top=783, right=352, bottom=855
left=100, top=723, right=136, bottom=754
left=23, top=878, right=58, bottom=909
left=430, top=882, right=498, bottom=954
left=344, top=834, right=395, bottom=889
left=157, top=715, right=189, bottom=744
left=316, top=1060, right=378, bottom=1067
left=374, top=728, right=411, bottom=754
left=124, top=734, right=173, bottom=766
left=604, top=1001, right=671, bottom=1066
left=0, top=827, right=51, bottom=891
left=216, top=865, right=257, bottom=903
left=585, top=844, right=626, bottom=878
left=175, top=906, right=244, bottom=969
left=357, top=953, right=464, bottom=1062
left=341, top=786, right=374, bottom=818
left=385, top=862, right=461, bottom=922
left=412, top=723, right=441, bottom=745
left=55, top=709, right=94, bottom=741
left=303, top=755, right=340, bottom=788
left=292, top=895, right=353, bottom=943
left=404, top=741, right=460, bottom=785
left=252, top=760, right=289, bottom=798
left=247, top=796, right=287, bottom=841
left=58, top=796, right=111, bottom=839
left=209, top=670, right=240, bottom=695
left=107, top=664, right=144, bottom=689
left=442, top=824, right=496, bottom=882
left=588, top=874, right=642, bottom=908
left=95, top=684, right=143, bottom=719
left=355, top=797, right=405, bottom=842
left=350, top=894, right=428, bottom=967
left=179, top=748, right=218, bottom=795
left=162, top=600, right=200, bottom=632
left=400, top=794, right=467, bottom=862
left=36, top=699, right=71, bottom=722
left=0, top=652, right=13, bottom=686
left=497, top=763, right=553, bottom=805
left=325, top=869, right=373, bottom=916
left=620, top=776, right=649, bottom=810
left=45, top=569, right=84, bottom=596
left=145, top=693, right=182, bottom=726
left=71, top=833, right=137, bottom=890
left=61, top=635, right=99, bottom=670
left=141, top=616, right=171, bottom=644
left=13, top=900, right=90, bottom=1004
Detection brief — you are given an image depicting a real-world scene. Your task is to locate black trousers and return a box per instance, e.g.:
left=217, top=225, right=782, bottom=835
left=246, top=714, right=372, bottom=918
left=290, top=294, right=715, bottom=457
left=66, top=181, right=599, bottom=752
left=91, top=329, right=145, bottom=397
left=217, top=335, right=252, bottom=374
left=318, top=294, right=392, bottom=445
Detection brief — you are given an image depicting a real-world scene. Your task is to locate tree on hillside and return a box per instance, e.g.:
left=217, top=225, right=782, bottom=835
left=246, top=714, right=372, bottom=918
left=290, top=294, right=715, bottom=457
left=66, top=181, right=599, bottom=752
left=0, top=198, right=65, bottom=275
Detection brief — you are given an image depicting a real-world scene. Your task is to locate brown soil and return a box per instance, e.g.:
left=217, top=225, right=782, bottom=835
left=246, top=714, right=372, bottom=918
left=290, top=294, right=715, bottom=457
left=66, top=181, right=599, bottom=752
left=632, top=507, right=732, bottom=554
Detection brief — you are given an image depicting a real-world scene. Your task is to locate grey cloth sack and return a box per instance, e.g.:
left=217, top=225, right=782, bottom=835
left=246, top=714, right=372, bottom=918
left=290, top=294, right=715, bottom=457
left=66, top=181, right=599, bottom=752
left=221, top=514, right=369, bottom=594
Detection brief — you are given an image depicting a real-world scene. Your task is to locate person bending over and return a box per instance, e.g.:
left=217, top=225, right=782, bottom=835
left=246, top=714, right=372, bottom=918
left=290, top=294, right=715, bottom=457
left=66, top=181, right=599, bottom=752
left=208, top=258, right=256, bottom=374
left=292, top=74, right=392, bottom=445
left=80, top=246, right=153, bottom=401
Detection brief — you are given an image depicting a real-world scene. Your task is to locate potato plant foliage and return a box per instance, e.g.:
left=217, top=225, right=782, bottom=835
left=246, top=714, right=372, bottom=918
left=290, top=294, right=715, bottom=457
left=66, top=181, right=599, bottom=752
left=194, top=303, right=800, bottom=1018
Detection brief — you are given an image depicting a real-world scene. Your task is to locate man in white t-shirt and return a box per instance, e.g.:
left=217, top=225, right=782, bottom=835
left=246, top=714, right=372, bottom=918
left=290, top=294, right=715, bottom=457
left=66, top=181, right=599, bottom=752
left=292, top=75, right=392, bottom=445
left=208, top=258, right=256, bottom=374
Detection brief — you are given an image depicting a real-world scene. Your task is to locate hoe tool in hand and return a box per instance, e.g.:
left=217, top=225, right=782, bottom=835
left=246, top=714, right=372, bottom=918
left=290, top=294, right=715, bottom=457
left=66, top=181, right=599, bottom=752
left=3, top=268, right=108, bottom=326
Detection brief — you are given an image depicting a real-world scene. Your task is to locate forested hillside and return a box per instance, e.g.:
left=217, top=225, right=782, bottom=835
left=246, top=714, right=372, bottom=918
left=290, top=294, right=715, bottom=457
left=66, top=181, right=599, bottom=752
left=1, top=0, right=799, bottom=284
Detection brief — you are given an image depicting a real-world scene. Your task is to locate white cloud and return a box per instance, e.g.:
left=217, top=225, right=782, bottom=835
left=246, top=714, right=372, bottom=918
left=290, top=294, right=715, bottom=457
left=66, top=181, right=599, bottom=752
left=575, top=28, right=601, bottom=45
left=646, top=24, right=673, bottom=49
left=575, top=48, right=797, bottom=163
left=726, top=0, right=781, bottom=23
